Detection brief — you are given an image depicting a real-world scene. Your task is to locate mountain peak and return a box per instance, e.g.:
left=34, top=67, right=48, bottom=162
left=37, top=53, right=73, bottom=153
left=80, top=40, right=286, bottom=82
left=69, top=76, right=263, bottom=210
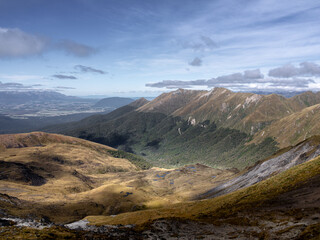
left=129, top=97, right=149, bottom=108
left=137, top=89, right=206, bottom=115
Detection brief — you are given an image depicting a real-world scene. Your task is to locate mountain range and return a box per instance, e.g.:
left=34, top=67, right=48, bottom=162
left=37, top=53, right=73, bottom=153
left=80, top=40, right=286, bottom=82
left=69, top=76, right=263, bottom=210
left=1, top=87, right=320, bottom=239
left=44, top=87, right=320, bottom=170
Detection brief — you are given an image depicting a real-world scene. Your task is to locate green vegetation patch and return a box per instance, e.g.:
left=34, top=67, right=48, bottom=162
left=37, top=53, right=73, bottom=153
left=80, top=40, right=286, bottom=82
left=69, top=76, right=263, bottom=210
left=106, top=149, right=152, bottom=170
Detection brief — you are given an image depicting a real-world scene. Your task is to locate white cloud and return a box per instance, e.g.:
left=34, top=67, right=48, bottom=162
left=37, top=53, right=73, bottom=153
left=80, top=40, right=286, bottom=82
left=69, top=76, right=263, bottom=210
left=146, top=63, right=319, bottom=92
left=0, top=27, right=97, bottom=59
left=269, top=62, right=320, bottom=78
left=0, top=28, right=47, bottom=58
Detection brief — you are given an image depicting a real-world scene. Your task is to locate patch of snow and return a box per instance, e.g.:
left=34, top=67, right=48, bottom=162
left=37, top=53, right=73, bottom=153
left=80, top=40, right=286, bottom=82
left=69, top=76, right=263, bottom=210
left=178, top=128, right=182, bottom=135
left=227, top=115, right=232, bottom=120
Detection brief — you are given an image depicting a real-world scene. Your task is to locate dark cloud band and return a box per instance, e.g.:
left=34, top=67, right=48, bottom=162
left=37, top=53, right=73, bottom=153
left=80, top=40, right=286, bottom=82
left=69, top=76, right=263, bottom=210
left=74, top=65, right=106, bottom=74
left=268, top=62, right=320, bottom=78
left=146, top=62, right=318, bottom=91
left=52, top=74, right=77, bottom=79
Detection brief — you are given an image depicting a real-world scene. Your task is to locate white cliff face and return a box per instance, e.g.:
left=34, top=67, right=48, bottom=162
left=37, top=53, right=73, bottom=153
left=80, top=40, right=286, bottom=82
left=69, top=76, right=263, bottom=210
left=188, top=116, right=196, bottom=126
left=243, top=94, right=262, bottom=108
left=200, top=89, right=215, bottom=98
left=221, top=102, right=228, bottom=112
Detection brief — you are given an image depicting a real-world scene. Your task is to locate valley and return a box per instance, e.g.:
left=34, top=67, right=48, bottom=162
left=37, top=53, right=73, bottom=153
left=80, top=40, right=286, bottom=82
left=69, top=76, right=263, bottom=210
left=1, top=88, right=320, bottom=239
left=2, top=1, right=320, bottom=239
left=45, top=88, right=320, bottom=170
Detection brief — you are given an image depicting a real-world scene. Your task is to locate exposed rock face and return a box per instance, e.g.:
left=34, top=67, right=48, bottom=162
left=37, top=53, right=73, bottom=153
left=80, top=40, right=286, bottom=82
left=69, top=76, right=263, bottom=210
left=200, top=140, right=320, bottom=199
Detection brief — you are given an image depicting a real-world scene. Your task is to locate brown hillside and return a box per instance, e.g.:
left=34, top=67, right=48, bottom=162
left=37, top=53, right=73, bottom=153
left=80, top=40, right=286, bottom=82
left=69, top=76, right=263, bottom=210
left=0, top=132, right=234, bottom=223
left=137, top=88, right=206, bottom=115
left=138, top=88, right=320, bottom=134
left=251, top=103, right=320, bottom=148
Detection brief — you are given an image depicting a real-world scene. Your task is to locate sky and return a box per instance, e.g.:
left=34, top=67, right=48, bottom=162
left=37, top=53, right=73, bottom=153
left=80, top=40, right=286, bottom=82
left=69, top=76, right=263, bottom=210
left=0, top=0, right=320, bottom=97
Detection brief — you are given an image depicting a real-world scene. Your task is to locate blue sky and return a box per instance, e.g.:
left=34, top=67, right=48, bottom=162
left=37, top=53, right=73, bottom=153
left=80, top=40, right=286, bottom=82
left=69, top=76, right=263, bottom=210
left=0, top=0, right=320, bottom=97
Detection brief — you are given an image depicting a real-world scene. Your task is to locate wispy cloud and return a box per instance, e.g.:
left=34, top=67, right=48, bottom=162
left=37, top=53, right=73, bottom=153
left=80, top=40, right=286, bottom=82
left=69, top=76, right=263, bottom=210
left=55, top=86, right=76, bottom=90
left=0, top=27, right=97, bottom=59
left=52, top=74, right=77, bottom=79
left=0, top=74, right=44, bottom=81
left=0, top=27, right=47, bottom=58
left=189, top=57, right=202, bottom=66
left=57, top=40, right=97, bottom=57
left=74, top=65, right=106, bottom=74
left=0, top=81, right=43, bottom=91
left=180, top=35, right=218, bottom=52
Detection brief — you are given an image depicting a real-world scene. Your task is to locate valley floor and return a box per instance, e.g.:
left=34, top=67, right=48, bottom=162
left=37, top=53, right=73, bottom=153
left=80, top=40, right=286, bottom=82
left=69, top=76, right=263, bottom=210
left=1, top=132, right=320, bottom=239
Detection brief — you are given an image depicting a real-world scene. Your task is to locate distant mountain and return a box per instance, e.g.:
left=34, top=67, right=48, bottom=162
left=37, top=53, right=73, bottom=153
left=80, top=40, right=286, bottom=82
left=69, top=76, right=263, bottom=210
left=0, top=91, right=78, bottom=105
left=43, top=98, right=148, bottom=134
left=0, top=111, right=112, bottom=134
left=44, top=88, right=320, bottom=170
left=140, top=88, right=320, bottom=134
left=251, top=90, right=306, bottom=98
left=0, top=115, right=35, bottom=133
left=93, top=97, right=135, bottom=108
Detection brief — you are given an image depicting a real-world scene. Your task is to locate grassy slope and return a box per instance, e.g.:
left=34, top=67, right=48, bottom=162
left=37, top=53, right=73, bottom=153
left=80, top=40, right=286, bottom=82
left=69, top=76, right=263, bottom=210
left=0, top=132, right=236, bottom=223
left=55, top=108, right=277, bottom=170
left=86, top=154, right=320, bottom=227
left=251, top=103, right=320, bottom=148
left=135, top=118, right=278, bottom=169
left=0, top=132, right=151, bottom=170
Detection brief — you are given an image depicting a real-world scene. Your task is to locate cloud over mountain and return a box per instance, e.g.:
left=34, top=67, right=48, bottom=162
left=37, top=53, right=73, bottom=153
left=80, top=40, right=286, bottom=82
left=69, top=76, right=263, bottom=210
left=0, top=81, right=42, bottom=91
left=146, top=63, right=319, bottom=91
